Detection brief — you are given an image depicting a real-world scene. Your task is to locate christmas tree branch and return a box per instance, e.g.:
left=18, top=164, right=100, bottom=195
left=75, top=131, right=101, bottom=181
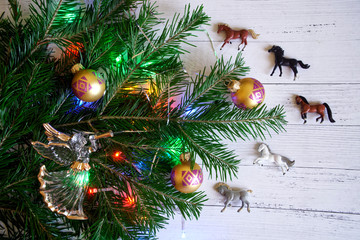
left=55, top=111, right=285, bottom=127
left=78, top=1, right=133, bottom=39
left=49, top=91, right=72, bottom=118
left=0, top=0, right=287, bottom=237
left=95, top=160, right=199, bottom=207
left=99, top=4, right=209, bottom=115
left=48, top=0, right=138, bottom=42
left=93, top=173, right=132, bottom=238
left=43, top=0, right=64, bottom=38
left=95, top=160, right=205, bottom=221
left=0, top=63, right=40, bottom=148
left=180, top=53, right=249, bottom=115
left=178, top=124, right=238, bottom=180
left=20, top=194, right=69, bottom=240
left=11, top=0, right=64, bottom=74
left=110, top=139, right=168, bottom=151
left=178, top=125, right=234, bottom=168
left=0, top=176, right=34, bottom=192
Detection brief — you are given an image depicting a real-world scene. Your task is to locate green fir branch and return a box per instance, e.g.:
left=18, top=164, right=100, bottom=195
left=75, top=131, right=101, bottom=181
left=0, top=0, right=287, bottom=238
left=99, top=4, right=210, bottom=115
left=180, top=53, right=249, bottom=114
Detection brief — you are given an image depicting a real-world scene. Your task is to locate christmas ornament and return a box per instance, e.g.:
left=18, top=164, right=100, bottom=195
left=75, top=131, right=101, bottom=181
left=227, top=78, right=265, bottom=109
left=171, top=152, right=203, bottom=193
left=295, top=95, right=335, bottom=124
left=215, top=182, right=252, bottom=213
left=268, top=45, right=310, bottom=80
left=254, top=143, right=295, bottom=175
left=71, top=64, right=106, bottom=102
left=32, top=123, right=113, bottom=220
left=217, top=24, right=259, bottom=51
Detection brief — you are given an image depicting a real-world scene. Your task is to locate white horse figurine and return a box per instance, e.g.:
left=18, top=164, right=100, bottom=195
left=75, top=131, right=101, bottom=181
left=254, top=143, right=295, bottom=175
left=215, top=182, right=252, bottom=213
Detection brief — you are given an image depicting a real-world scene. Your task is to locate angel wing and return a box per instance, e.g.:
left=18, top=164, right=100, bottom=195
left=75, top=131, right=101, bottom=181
left=32, top=123, right=76, bottom=166
left=43, top=123, right=72, bottom=142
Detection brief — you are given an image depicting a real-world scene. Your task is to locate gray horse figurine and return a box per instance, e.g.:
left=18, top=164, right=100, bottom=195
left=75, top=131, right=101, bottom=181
left=215, top=182, right=252, bottom=213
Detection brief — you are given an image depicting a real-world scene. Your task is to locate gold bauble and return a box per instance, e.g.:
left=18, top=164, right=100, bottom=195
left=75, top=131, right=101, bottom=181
left=170, top=153, right=203, bottom=193
left=228, top=78, right=265, bottom=109
left=71, top=69, right=106, bottom=102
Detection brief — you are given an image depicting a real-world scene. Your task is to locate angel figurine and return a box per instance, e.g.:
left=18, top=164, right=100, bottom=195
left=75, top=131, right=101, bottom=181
left=32, top=123, right=113, bottom=220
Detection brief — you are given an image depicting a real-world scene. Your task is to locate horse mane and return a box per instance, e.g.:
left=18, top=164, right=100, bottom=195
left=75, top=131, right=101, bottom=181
left=274, top=46, right=284, bottom=56
left=215, top=182, right=230, bottom=190
left=218, top=24, right=229, bottom=29
left=260, top=143, right=270, bottom=151
left=298, top=95, right=309, bottom=104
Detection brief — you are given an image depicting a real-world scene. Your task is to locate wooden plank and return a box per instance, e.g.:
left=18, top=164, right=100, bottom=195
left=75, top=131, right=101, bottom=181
left=179, top=41, right=360, bottom=84
left=155, top=0, right=360, bottom=42
left=221, top=125, right=360, bottom=170
left=195, top=166, right=360, bottom=214
left=263, top=84, right=359, bottom=125
left=175, top=83, right=360, bottom=125
left=1, top=1, right=359, bottom=240
left=157, top=207, right=360, bottom=240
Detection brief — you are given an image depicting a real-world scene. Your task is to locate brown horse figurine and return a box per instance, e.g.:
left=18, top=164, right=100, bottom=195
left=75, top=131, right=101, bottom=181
left=217, top=24, right=259, bottom=51
left=295, top=96, right=336, bottom=124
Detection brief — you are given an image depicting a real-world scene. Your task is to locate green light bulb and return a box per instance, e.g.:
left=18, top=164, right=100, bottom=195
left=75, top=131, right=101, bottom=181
left=74, top=171, right=90, bottom=186
left=64, top=13, right=76, bottom=23
left=116, top=55, right=122, bottom=63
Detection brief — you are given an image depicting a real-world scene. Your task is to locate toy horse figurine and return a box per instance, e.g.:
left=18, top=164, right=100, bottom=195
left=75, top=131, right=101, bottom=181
left=296, top=95, right=336, bottom=124
left=268, top=45, right=310, bottom=80
left=254, top=143, right=295, bottom=175
left=215, top=182, right=252, bottom=213
left=217, top=24, right=259, bottom=51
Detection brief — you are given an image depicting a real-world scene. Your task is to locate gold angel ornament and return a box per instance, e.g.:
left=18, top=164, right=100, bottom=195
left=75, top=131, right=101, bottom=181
left=32, top=123, right=113, bottom=220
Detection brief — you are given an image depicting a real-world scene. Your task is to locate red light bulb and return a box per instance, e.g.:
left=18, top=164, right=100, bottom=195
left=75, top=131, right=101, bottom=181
left=88, top=187, right=97, bottom=195
left=113, top=151, right=124, bottom=161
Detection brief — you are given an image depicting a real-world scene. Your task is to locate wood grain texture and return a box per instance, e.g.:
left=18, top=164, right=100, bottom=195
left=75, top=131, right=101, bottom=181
left=155, top=0, right=360, bottom=41
left=180, top=41, right=360, bottom=84
left=224, top=125, right=360, bottom=169
left=0, top=0, right=359, bottom=239
left=154, top=0, right=360, bottom=239
left=199, top=166, right=360, bottom=214
left=156, top=207, right=360, bottom=240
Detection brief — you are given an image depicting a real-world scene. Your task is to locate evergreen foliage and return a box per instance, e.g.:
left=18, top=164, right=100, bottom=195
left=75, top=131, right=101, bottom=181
left=0, top=0, right=286, bottom=239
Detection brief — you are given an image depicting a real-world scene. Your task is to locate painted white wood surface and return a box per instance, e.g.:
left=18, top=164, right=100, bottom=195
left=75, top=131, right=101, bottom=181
left=0, top=0, right=359, bottom=239
left=154, top=0, right=360, bottom=240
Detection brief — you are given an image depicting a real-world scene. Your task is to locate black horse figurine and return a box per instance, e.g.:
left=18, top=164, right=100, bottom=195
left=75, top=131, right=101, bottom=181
left=268, top=46, right=310, bottom=80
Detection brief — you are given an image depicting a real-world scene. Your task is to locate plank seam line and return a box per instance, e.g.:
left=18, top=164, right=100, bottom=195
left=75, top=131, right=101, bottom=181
left=204, top=205, right=360, bottom=215
left=238, top=165, right=360, bottom=171
left=263, top=83, right=360, bottom=86
left=286, top=124, right=360, bottom=127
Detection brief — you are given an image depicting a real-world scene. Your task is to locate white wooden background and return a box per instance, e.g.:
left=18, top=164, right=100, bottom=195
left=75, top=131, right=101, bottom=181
left=154, top=0, right=360, bottom=240
left=1, top=0, right=359, bottom=239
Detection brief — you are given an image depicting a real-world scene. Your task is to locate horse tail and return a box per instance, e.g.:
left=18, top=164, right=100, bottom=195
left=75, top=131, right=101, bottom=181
left=323, top=103, right=336, bottom=123
left=298, top=61, right=310, bottom=69
left=283, top=157, right=295, bottom=167
left=248, top=29, right=260, bottom=39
